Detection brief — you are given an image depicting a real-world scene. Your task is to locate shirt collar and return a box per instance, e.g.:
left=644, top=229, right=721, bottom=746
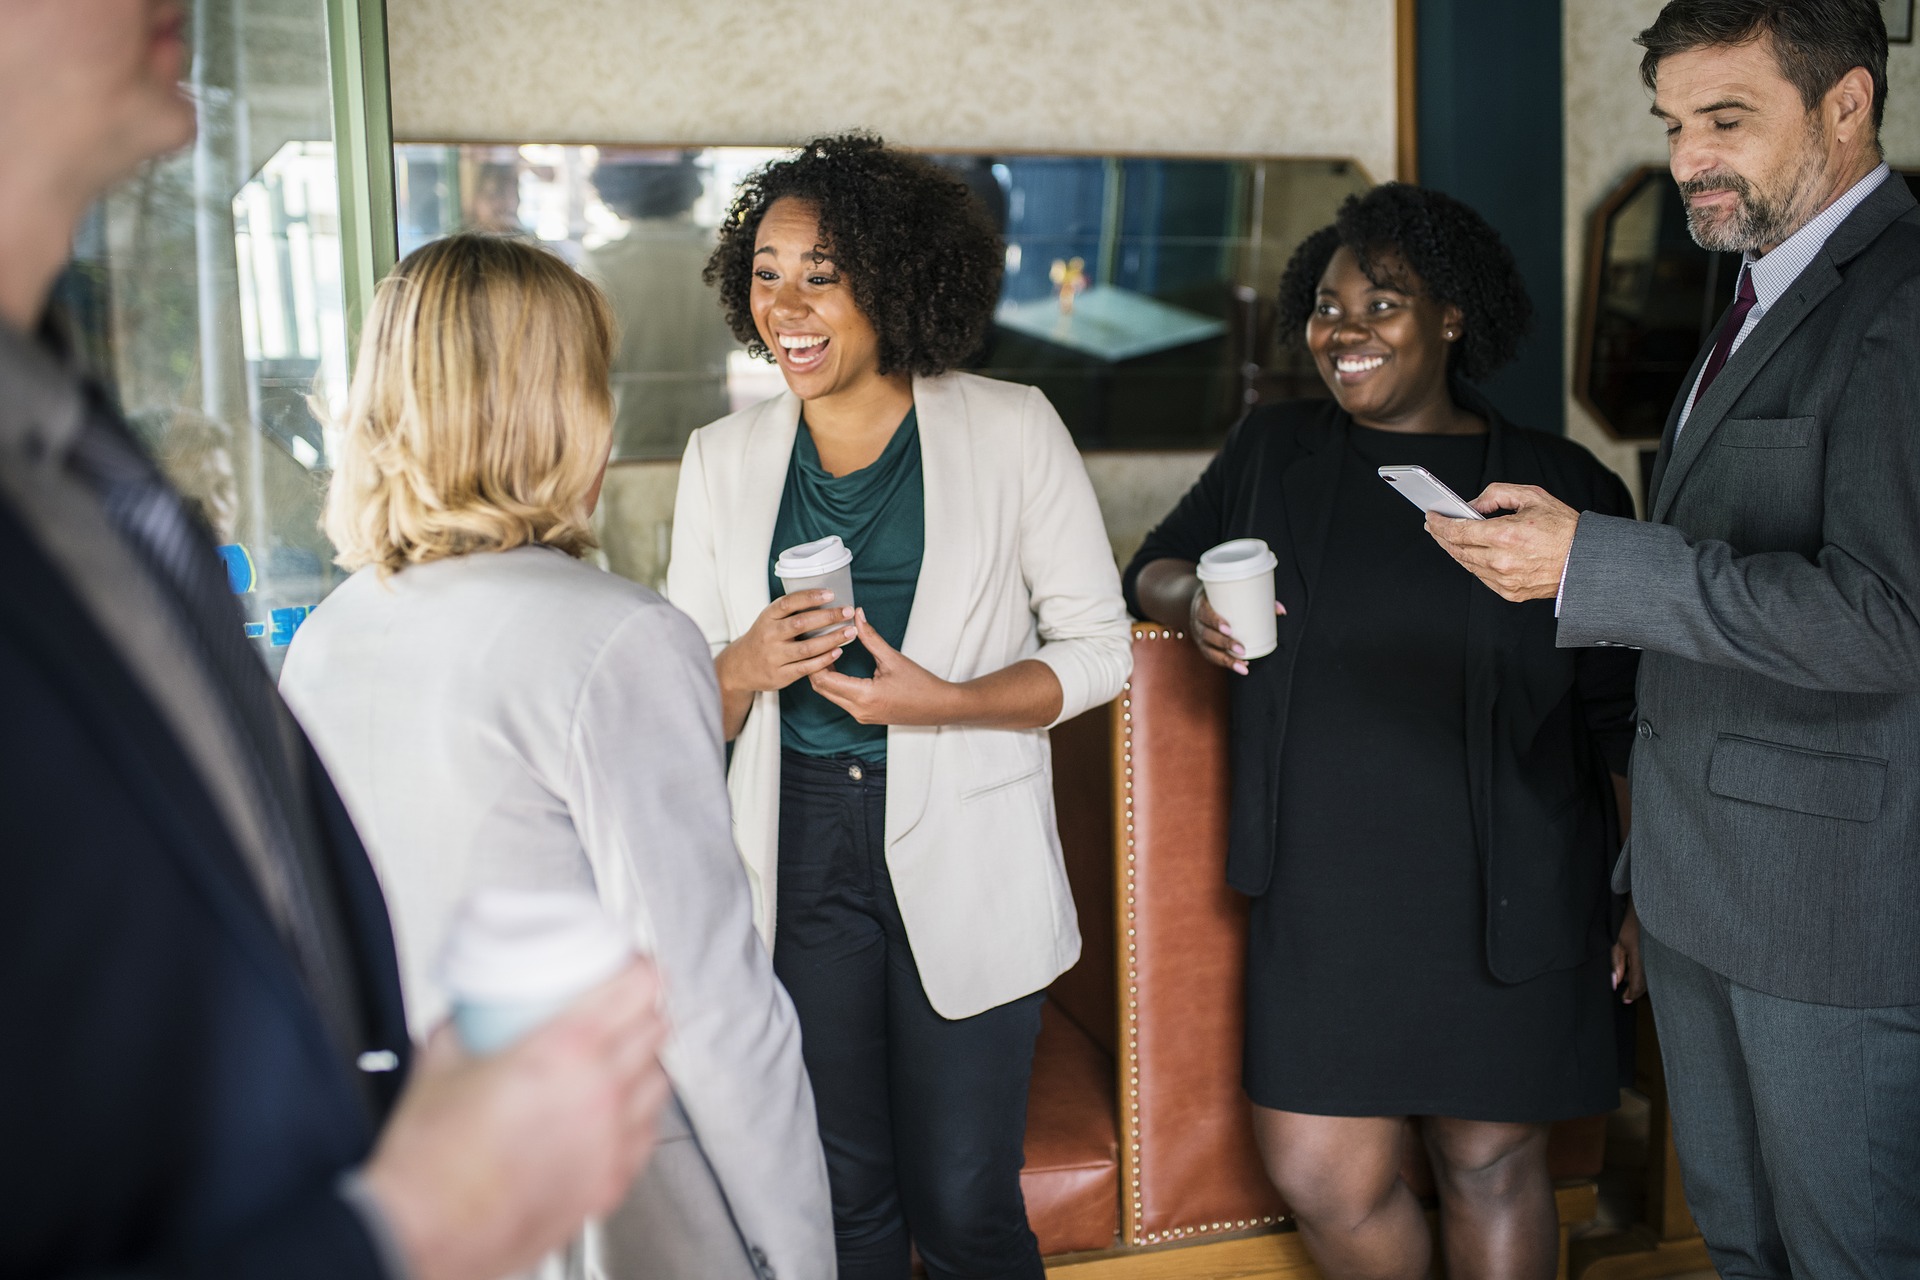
left=0, top=314, right=89, bottom=465
left=1743, top=162, right=1892, bottom=309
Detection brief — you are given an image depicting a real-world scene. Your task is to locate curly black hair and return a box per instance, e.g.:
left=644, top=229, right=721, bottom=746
left=1274, top=183, right=1531, bottom=383
left=703, top=134, right=1004, bottom=377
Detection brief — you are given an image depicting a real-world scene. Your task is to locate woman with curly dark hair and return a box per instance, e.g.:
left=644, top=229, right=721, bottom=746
left=667, top=134, right=1131, bottom=1280
left=1126, top=184, right=1642, bottom=1280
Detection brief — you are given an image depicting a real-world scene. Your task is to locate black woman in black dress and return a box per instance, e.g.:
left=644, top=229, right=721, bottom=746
left=1126, top=185, right=1645, bottom=1280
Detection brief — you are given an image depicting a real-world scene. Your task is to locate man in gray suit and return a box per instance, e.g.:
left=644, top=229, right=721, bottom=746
left=1428, top=1, right=1920, bottom=1274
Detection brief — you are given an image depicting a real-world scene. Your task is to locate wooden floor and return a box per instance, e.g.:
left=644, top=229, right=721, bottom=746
left=1044, top=1186, right=1600, bottom=1279
left=1046, top=1232, right=1322, bottom=1280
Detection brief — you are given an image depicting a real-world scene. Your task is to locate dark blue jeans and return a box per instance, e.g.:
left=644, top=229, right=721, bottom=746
left=1642, top=929, right=1920, bottom=1278
left=773, top=750, right=1045, bottom=1280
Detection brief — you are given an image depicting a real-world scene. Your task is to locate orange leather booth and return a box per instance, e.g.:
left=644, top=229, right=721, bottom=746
left=1017, top=623, right=1608, bottom=1263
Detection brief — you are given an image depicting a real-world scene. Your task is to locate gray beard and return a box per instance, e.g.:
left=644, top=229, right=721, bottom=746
left=1681, top=128, right=1828, bottom=254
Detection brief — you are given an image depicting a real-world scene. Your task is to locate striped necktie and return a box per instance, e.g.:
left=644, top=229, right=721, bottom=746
left=1696, top=265, right=1759, bottom=400
left=65, top=388, right=364, bottom=1061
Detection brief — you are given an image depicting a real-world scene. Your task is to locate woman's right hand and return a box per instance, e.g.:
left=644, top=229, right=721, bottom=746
left=1132, top=558, right=1285, bottom=679
left=1189, top=587, right=1284, bottom=677
left=716, top=591, right=857, bottom=698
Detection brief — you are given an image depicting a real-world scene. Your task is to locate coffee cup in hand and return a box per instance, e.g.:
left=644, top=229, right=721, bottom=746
left=439, top=890, right=633, bottom=1055
left=1196, top=538, right=1280, bottom=659
left=775, top=535, right=856, bottom=640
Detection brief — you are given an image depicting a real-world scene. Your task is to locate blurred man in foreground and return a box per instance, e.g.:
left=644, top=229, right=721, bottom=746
left=0, top=4, right=671, bottom=1277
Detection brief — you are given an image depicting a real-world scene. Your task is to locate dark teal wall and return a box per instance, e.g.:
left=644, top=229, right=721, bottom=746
left=1417, top=0, right=1566, bottom=433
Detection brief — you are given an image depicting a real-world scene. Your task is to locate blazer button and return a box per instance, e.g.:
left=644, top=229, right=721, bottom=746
left=1636, top=720, right=1654, bottom=740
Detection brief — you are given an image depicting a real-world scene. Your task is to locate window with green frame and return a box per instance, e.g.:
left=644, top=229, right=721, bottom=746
left=56, top=0, right=395, bottom=674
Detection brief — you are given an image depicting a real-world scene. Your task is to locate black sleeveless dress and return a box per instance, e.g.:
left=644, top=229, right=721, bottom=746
left=1241, top=424, right=1618, bottom=1122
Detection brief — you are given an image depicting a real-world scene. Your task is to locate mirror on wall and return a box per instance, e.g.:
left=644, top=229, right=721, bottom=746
left=1576, top=166, right=1741, bottom=442
left=393, top=144, right=1372, bottom=459
left=1884, top=0, right=1913, bottom=44
left=1576, top=165, right=1920, bottom=443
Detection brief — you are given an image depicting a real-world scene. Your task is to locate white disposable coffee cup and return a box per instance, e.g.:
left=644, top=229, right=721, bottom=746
left=439, top=889, right=632, bottom=1055
left=1196, top=538, right=1280, bottom=660
left=775, top=535, right=857, bottom=640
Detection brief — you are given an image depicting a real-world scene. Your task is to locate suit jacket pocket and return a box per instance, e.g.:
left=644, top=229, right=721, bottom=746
left=1715, top=416, right=1816, bottom=448
left=1707, top=734, right=1887, bottom=822
left=960, top=726, right=1047, bottom=801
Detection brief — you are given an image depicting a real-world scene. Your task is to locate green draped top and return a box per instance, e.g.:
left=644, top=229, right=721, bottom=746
left=767, top=406, right=924, bottom=762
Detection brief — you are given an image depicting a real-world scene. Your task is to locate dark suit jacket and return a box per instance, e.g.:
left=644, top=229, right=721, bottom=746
left=1560, top=174, right=1920, bottom=1008
left=0, top=472, right=412, bottom=1272
left=1123, top=386, right=1639, bottom=983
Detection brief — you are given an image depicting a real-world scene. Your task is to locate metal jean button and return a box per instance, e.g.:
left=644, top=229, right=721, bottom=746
left=848, top=763, right=864, bottom=781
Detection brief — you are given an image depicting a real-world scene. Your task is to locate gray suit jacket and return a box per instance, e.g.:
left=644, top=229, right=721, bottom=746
left=1559, top=174, right=1920, bottom=1008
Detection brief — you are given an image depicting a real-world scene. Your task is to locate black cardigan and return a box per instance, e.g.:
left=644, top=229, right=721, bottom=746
left=1122, top=389, right=1639, bottom=983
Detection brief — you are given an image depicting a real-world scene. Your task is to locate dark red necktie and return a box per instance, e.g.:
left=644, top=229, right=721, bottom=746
left=1696, top=266, right=1758, bottom=399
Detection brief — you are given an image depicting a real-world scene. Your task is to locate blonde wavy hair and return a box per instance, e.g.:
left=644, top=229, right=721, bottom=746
left=325, top=234, right=616, bottom=573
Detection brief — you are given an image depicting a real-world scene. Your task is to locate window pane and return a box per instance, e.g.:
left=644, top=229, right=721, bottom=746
left=58, top=0, right=350, bottom=676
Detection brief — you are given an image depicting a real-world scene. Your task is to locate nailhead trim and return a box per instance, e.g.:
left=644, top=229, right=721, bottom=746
left=1119, top=627, right=1285, bottom=1246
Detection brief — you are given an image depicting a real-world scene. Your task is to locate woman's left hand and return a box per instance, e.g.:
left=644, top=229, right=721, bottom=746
left=1611, top=898, right=1646, bottom=1004
left=809, top=609, right=957, bottom=727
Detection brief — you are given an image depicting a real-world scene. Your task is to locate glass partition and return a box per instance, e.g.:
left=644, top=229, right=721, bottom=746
left=233, top=141, right=353, bottom=468
left=395, top=144, right=1371, bottom=458
left=53, top=0, right=388, bottom=674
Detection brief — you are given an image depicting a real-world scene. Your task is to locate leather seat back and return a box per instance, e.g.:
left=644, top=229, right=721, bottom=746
left=1118, top=625, right=1284, bottom=1245
left=1117, top=623, right=1609, bottom=1246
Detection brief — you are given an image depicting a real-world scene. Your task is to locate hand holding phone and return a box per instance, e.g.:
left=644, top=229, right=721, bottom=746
left=1378, top=465, right=1485, bottom=520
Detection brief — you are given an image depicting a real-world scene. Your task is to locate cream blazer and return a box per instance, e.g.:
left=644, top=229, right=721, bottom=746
left=667, top=371, right=1132, bottom=1020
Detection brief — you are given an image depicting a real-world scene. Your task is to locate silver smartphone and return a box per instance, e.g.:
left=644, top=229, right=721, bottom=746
left=1377, top=465, right=1485, bottom=520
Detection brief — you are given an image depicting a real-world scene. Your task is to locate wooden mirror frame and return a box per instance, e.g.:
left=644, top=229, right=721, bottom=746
left=1576, top=164, right=1920, bottom=444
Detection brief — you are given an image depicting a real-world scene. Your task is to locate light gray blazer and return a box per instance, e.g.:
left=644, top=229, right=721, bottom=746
left=282, top=546, right=834, bottom=1279
left=1558, top=175, right=1920, bottom=1008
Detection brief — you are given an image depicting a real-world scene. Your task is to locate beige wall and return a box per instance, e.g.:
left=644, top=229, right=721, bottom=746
left=1564, top=1, right=1920, bottom=505
left=388, top=0, right=1398, bottom=179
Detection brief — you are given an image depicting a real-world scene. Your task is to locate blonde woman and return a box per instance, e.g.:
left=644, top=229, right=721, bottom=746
left=669, top=136, right=1132, bottom=1280
left=280, top=234, right=833, bottom=1280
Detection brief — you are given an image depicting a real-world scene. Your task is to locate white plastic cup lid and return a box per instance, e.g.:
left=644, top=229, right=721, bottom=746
left=438, top=889, right=631, bottom=1005
left=774, top=535, right=853, bottom=578
left=1195, top=538, right=1278, bottom=582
